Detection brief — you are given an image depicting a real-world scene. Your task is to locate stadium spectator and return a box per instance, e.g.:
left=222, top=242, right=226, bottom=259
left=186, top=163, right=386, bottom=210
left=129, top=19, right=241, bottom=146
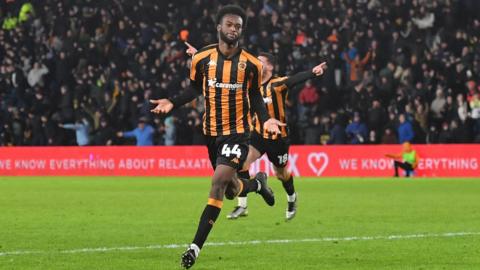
left=438, top=122, right=452, bottom=143
left=116, top=118, right=154, bottom=146
left=1, top=0, right=479, bottom=146
left=348, top=82, right=369, bottom=115
left=450, top=119, right=470, bottom=143
left=430, top=88, right=447, bottom=125
left=345, top=112, right=368, bottom=144
left=298, top=80, right=319, bottom=106
left=58, top=117, right=90, bottom=146
left=397, top=113, right=415, bottom=144
left=367, top=100, right=386, bottom=135
left=343, top=49, right=372, bottom=84
left=327, top=118, right=347, bottom=145
left=381, top=128, right=398, bottom=144
left=470, top=92, right=480, bottom=137
left=92, top=118, right=115, bottom=146
left=163, top=116, right=176, bottom=146
left=414, top=103, right=429, bottom=134
left=27, top=62, right=49, bottom=87
left=304, top=115, right=322, bottom=145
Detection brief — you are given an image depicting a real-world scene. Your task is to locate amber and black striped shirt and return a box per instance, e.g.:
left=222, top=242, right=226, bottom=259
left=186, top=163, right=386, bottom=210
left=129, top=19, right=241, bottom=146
left=254, top=70, right=317, bottom=140
left=255, top=76, right=289, bottom=139
left=190, top=44, right=264, bottom=136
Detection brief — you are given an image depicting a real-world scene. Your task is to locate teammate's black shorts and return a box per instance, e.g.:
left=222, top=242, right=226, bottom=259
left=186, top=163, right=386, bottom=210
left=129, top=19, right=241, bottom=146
left=250, top=131, right=290, bottom=168
left=205, top=133, right=250, bottom=170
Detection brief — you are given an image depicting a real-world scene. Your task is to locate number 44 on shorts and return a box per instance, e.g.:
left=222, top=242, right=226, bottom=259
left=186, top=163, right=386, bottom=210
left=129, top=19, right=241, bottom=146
left=221, top=144, right=241, bottom=158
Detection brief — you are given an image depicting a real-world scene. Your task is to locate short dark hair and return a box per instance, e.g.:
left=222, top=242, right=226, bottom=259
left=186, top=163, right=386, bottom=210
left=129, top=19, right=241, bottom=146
left=216, top=5, right=247, bottom=26
left=259, top=52, right=277, bottom=67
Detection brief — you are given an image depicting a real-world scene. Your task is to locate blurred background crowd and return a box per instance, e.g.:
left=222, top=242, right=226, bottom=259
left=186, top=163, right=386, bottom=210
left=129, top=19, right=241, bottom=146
left=1, top=0, right=479, bottom=146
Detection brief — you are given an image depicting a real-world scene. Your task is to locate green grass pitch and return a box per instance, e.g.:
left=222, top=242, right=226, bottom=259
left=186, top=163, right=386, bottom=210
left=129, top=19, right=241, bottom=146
left=1, top=176, right=479, bottom=269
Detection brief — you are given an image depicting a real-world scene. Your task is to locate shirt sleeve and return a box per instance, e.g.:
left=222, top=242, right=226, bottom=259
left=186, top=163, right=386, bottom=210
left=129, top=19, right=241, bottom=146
left=169, top=55, right=203, bottom=108
left=169, top=84, right=202, bottom=108
left=123, top=130, right=136, bottom=138
left=283, top=71, right=316, bottom=89
left=62, top=124, right=80, bottom=130
left=249, top=85, right=269, bottom=124
left=248, top=61, right=269, bottom=124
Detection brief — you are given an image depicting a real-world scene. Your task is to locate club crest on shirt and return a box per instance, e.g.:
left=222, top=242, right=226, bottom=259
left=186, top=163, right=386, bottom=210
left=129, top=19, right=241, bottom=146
left=238, top=61, right=247, bottom=70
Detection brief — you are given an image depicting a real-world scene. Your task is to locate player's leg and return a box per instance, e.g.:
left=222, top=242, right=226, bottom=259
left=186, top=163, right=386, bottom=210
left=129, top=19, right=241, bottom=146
left=394, top=161, right=410, bottom=177
left=181, top=135, right=273, bottom=268
left=267, top=138, right=297, bottom=220
left=226, top=145, right=262, bottom=219
left=394, top=161, right=401, bottom=177
left=273, top=165, right=297, bottom=220
left=223, top=136, right=269, bottom=201
left=227, top=132, right=266, bottom=219
left=404, top=163, right=414, bottom=177
left=224, top=146, right=274, bottom=205
left=181, top=164, right=236, bottom=269
left=224, top=144, right=258, bottom=200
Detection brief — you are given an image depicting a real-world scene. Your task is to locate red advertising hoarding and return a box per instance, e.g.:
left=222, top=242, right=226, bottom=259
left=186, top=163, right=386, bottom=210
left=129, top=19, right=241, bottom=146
left=0, top=145, right=478, bottom=177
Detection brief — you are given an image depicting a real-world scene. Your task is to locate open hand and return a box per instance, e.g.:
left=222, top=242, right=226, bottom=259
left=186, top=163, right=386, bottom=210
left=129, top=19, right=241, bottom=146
left=263, top=118, right=287, bottom=135
left=150, top=99, right=174, bottom=114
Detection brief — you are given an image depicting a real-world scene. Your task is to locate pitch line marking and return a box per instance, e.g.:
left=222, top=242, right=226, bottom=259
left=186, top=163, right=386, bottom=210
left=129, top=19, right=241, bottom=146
left=1, top=232, right=479, bottom=257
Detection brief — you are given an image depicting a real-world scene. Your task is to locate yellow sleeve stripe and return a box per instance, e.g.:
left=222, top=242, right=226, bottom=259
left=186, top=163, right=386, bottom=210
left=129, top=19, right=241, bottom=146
left=190, top=48, right=216, bottom=81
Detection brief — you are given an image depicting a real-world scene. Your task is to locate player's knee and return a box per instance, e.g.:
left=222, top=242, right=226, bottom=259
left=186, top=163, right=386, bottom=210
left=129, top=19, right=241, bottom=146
left=275, top=168, right=289, bottom=181
left=224, top=189, right=235, bottom=200
left=225, top=181, right=239, bottom=200
left=212, top=178, right=228, bottom=189
left=211, top=178, right=229, bottom=194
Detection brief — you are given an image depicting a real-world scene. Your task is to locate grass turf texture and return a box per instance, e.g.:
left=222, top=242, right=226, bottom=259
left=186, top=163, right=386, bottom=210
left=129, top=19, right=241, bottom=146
left=0, top=177, right=479, bottom=269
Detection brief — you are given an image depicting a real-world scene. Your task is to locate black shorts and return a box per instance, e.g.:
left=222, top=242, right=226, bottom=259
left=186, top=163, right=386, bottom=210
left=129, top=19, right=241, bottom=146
left=250, top=131, right=290, bottom=168
left=205, top=133, right=250, bottom=170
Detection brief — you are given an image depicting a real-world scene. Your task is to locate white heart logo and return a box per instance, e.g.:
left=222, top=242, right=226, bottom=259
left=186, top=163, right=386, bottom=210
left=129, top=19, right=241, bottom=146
left=307, top=152, right=329, bottom=176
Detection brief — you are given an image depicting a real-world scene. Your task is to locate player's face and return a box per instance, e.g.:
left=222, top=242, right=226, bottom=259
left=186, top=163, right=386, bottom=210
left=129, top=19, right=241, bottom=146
left=403, top=142, right=412, bottom=152
left=258, top=56, right=272, bottom=74
left=218, top=14, right=243, bottom=45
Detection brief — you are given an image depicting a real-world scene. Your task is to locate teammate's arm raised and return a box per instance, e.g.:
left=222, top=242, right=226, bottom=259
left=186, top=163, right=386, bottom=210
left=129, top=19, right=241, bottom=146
left=283, top=62, right=328, bottom=89
left=185, top=41, right=198, bottom=57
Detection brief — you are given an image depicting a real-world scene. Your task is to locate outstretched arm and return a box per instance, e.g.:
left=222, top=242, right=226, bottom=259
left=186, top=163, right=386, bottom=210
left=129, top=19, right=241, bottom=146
left=150, top=83, right=202, bottom=114
left=361, top=51, right=372, bottom=65
left=169, top=81, right=203, bottom=108
left=117, top=130, right=136, bottom=138
left=151, top=43, right=203, bottom=114
left=385, top=153, right=402, bottom=159
left=284, top=62, right=327, bottom=89
left=59, top=123, right=80, bottom=130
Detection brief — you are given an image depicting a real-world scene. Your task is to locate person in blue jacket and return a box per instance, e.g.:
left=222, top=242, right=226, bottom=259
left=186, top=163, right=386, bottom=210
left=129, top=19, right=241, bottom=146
left=117, top=118, right=154, bottom=146
left=345, top=112, right=368, bottom=144
left=397, top=113, right=414, bottom=144
left=59, top=117, right=90, bottom=146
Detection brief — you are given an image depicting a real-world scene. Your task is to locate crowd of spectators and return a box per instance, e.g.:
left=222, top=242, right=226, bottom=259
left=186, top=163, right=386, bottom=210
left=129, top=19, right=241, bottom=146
left=1, top=0, right=479, bottom=146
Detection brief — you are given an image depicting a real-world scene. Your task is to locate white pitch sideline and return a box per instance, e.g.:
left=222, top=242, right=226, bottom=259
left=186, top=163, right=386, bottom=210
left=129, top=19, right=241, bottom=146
left=1, top=232, right=479, bottom=257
